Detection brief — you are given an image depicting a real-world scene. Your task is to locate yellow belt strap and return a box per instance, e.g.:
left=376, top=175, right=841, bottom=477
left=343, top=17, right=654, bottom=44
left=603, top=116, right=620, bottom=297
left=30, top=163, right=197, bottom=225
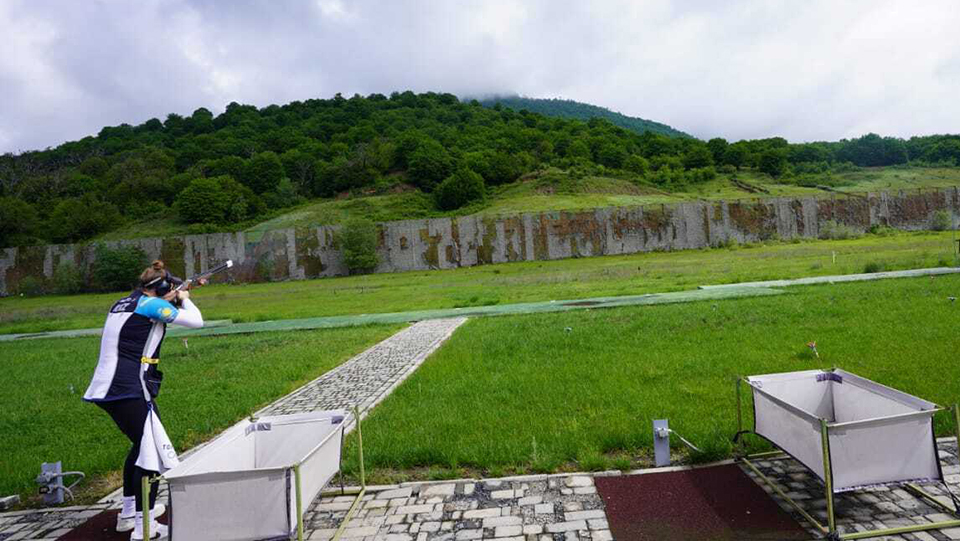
left=141, top=357, right=159, bottom=365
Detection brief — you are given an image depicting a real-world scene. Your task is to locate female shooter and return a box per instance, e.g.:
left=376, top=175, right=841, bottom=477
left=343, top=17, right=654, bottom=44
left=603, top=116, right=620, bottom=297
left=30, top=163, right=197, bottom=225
left=83, top=260, right=204, bottom=540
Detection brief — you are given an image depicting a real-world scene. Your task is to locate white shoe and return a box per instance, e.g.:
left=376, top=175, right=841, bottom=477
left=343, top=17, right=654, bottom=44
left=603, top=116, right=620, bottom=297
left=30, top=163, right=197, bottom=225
left=118, top=504, right=166, bottom=532
left=131, top=522, right=168, bottom=540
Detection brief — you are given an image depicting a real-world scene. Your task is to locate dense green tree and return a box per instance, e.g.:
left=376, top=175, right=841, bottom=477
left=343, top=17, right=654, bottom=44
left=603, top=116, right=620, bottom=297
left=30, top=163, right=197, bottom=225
left=759, top=149, right=788, bottom=177
left=407, top=139, right=453, bottom=191
left=243, top=151, right=284, bottom=193
left=174, top=177, right=231, bottom=224
left=339, top=217, right=379, bottom=273
left=435, top=168, right=486, bottom=210
left=0, top=197, right=39, bottom=247
left=682, top=145, right=714, bottom=169
left=47, top=196, right=123, bottom=243
left=706, top=138, right=728, bottom=164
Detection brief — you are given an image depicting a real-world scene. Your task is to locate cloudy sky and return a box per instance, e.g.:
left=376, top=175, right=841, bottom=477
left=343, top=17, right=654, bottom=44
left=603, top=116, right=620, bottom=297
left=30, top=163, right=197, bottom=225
left=2, top=0, right=960, bottom=153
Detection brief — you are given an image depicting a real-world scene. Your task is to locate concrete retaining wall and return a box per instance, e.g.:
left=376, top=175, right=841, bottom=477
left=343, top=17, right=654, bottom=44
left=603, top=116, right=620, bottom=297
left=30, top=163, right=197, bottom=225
left=2, top=188, right=958, bottom=295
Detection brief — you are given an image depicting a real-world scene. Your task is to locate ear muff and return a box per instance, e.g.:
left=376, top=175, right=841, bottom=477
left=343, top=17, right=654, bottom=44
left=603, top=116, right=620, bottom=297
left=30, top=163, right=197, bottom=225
left=143, top=272, right=172, bottom=296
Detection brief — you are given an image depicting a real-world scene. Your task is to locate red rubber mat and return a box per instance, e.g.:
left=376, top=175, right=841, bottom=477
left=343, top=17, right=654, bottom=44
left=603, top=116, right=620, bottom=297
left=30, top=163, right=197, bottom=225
left=58, top=509, right=168, bottom=541
left=594, top=464, right=810, bottom=541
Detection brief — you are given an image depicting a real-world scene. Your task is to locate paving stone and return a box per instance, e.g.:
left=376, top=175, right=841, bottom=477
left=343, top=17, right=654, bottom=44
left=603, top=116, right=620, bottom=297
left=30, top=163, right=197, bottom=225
left=422, top=484, right=456, bottom=498
left=483, top=516, right=522, bottom=528
left=564, top=510, right=605, bottom=521
left=495, top=525, right=523, bottom=537
left=546, top=520, right=588, bottom=533
left=463, top=508, right=502, bottom=519
left=455, top=528, right=482, bottom=540
left=565, top=477, right=593, bottom=488
left=534, top=503, right=554, bottom=515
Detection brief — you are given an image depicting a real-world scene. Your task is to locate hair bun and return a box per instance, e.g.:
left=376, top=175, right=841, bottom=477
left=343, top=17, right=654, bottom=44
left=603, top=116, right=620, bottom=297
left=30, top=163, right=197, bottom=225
left=151, top=260, right=165, bottom=271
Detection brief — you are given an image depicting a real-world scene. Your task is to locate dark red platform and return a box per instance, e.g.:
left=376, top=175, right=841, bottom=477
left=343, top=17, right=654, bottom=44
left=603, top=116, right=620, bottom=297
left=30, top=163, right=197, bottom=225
left=594, top=463, right=809, bottom=541
left=58, top=509, right=168, bottom=541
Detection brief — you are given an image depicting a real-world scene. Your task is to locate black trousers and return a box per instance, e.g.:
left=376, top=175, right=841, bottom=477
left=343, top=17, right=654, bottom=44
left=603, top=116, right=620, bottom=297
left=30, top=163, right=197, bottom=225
left=97, top=398, right=159, bottom=512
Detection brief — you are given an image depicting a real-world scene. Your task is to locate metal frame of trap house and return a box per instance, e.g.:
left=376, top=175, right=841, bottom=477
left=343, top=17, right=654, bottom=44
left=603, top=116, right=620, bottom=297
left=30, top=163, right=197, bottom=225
left=141, top=406, right=367, bottom=541
left=734, top=370, right=960, bottom=540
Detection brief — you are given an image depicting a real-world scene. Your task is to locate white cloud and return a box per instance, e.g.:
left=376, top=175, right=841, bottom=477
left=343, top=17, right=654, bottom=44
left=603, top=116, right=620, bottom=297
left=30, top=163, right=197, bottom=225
left=2, top=0, right=960, bottom=153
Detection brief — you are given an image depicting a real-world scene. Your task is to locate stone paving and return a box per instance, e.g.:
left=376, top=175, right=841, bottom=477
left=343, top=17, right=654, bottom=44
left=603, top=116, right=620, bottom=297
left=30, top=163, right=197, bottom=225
left=306, top=474, right=612, bottom=541
left=745, top=439, right=960, bottom=540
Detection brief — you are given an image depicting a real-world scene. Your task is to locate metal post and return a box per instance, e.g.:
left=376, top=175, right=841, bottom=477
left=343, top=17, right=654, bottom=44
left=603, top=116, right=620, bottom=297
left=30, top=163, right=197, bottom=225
left=295, top=464, right=304, bottom=541
left=354, top=406, right=365, bottom=488
left=141, top=476, right=151, bottom=541
left=736, top=378, right=744, bottom=457
left=820, top=419, right=836, bottom=534
left=954, top=404, right=960, bottom=451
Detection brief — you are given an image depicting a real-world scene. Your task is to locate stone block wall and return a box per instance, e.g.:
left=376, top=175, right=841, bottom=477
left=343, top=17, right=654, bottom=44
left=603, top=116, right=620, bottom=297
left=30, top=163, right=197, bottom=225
left=2, top=188, right=957, bottom=295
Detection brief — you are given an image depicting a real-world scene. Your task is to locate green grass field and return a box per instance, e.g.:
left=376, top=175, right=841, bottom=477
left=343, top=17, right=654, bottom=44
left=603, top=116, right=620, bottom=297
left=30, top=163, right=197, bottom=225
left=3, top=230, right=956, bottom=335
left=96, top=167, right=960, bottom=240
left=344, top=274, right=960, bottom=482
left=0, top=324, right=401, bottom=503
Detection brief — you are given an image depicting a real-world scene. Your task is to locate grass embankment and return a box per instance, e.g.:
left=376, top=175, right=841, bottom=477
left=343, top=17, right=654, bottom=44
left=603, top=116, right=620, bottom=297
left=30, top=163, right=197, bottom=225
left=345, top=274, right=960, bottom=483
left=0, top=324, right=401, bottom=503
left=2, top=231, right=956, bottom=335
left=97, top=166, right=960, bottom=240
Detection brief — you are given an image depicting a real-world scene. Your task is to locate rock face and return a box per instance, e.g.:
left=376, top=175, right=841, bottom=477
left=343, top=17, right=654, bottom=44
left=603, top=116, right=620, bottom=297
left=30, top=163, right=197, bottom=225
left=2, top=188, right=958, bottom=295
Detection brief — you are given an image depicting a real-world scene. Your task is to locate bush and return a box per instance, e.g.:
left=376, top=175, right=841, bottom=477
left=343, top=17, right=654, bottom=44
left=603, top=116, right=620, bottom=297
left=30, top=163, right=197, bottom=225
left=52, top=262, right=85, bottom=295
left=931, top=210, right=953, bottom=231
left=0, top=197, right=40, bottom=248
left=47, top=196, right=123, bottom=243
left=92, top=244, right=147, bottom=292
left=868, top=224, right=896, bottom=237
left=863, top=261, right=889, bottom=273
left=819, top=220, right=861, bottom=240
left=16, top=276, right=47, bottom=296
left=434, top=168, right=486, bottom=211
left=176, top=175, right=262, bottom=224
left=175, top=177, right=231, bottom=224
left=339, top=218, right=379, bottom=274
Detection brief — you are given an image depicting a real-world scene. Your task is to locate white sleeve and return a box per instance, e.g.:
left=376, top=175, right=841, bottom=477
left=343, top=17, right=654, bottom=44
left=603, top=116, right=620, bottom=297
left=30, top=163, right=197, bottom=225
left=171, top=297, right=204, bottom=328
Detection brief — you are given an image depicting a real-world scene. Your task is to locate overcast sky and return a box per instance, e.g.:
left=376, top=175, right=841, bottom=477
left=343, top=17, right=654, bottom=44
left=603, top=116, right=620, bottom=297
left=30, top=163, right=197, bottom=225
left=3, top=0, right=960, bottom=153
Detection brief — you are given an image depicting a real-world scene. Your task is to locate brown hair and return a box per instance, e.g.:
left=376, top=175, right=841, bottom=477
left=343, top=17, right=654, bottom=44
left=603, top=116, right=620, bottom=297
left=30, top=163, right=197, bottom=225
left=139, top=260, right=166, bottom=289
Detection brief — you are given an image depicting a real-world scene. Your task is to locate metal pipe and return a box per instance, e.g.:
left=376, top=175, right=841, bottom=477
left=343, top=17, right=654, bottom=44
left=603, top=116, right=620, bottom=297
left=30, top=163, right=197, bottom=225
left=354, top=405, right=366, bottom=488
left=739, top=457, right=826, bottom=534
left=820, top=419, right=836, bottom=534
left=954, top=403, right=960, bottom=453
left=736, top=378, right=744, bottom=457
left=295, top=464, right=304, bottom=541
left=141, top=476, right=151, bottom=541
left=827, top=407, right=944, bottom=429
left=840, top=519, right=960, bottom=539
left=331, top=487, right=366, bottom=541
left=903, top=483, right=958, bottom=515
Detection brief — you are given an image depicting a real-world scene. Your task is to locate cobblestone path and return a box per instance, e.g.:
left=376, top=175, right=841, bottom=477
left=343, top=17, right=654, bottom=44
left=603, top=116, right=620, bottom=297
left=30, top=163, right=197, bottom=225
left=307, top=475, right=612, bottom=541
left=260, top=318, right=466, bottom=424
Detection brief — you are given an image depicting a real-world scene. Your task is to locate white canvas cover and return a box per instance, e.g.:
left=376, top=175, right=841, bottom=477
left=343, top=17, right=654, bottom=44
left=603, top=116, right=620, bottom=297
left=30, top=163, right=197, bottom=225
left=747, top=369, right=942, bottom=492
left=163, top=410, right=346, bottom=541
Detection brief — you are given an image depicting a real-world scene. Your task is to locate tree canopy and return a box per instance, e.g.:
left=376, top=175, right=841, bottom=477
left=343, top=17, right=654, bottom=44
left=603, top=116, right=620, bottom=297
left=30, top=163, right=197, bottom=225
left=1, top=91, right=958, bottom=248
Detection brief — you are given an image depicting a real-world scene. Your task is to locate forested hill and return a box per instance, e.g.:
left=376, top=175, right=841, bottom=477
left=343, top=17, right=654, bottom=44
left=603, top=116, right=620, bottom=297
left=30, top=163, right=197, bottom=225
left=477, top=96, right=690, bottom=138
left=2, top=90, right=960, bottom=249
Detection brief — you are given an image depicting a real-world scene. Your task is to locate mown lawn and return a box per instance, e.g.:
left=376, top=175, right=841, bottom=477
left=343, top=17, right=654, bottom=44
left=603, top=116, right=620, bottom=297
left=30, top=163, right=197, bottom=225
left=2, top=231, right=957, bottom=335
left=346, top=274, right=960, bottom=481
left=0, top=324, right=402, bottom=503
